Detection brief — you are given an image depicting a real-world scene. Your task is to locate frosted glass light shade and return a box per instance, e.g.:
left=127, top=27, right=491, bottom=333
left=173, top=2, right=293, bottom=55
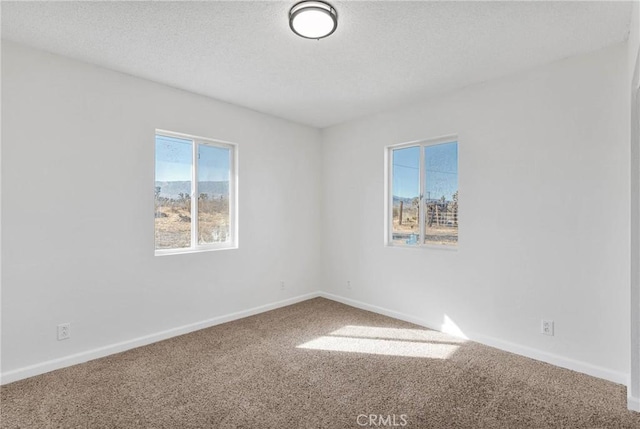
left=289, top=1, right=338, bottom=40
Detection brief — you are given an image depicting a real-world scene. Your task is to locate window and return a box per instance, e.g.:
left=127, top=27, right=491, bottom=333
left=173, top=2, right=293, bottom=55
left=154, top=130, right=237, bottom=254
left=387, top=138, right=458, bottom=247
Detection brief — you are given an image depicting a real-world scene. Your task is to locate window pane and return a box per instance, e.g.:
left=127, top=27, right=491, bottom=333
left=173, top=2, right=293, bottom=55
left=155, top=135, right=192, bottom=249
left=424, top=142, right=458, bottom=246
left=392, top=146, right=420, bottom=245
left=198, top=144, right=231, bottom=244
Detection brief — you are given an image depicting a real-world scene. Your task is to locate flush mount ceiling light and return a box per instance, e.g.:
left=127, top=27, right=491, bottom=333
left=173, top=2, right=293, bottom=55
left=289, top=1, right=338, bottom=40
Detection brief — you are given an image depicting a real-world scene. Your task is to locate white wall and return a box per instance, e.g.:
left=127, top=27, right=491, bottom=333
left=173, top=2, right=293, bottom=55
left=0, top=41, right=322, bottom=378
left=321, top=43, right=630, bottom=383
left=1, top=34, right=635, bottom=397
left=628, top=0, right=640, bottom=411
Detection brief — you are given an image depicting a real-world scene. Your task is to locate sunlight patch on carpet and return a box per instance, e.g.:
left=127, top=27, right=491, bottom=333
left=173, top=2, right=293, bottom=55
left=297, top=336, right=459, bottom=359
left=328, top=325, right=467, bottom=344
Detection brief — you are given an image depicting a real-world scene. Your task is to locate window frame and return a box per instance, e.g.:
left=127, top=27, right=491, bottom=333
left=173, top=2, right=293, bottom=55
left=154, top=129, right=238, bottom=256
left=385, top=135, right=458, bottom=250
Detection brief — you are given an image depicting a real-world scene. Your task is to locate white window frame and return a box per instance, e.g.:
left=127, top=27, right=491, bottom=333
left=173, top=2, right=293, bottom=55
left=155, top=129, right=238, bottom=256
left=385, top=135, right=458, bottom=249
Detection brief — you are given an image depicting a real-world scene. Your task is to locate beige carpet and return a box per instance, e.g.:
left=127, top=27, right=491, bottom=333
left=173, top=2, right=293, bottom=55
left=1, top=297, right=639, bottom=428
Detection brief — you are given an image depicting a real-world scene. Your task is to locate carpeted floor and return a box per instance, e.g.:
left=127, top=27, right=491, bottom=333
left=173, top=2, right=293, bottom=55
left=1, top=297, right=639, bottom=428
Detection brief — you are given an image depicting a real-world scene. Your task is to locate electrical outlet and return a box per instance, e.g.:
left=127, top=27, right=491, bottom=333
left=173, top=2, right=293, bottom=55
left=541, top=320, right=554, bottom=336
left=346, top=280, right=352, bottom=290
left=280, top=281, right=285, bottom=290
left=57, top=323, right=71, bottom=340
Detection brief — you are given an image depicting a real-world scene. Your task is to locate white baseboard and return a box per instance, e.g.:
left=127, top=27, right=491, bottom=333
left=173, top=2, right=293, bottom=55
left=0, top=292, right=320, bottom=385
left=1, top=289, right=632, bottom=405
left=629, top=395, right=640, bottom=412
left=319, top=292, right=629, bottom=387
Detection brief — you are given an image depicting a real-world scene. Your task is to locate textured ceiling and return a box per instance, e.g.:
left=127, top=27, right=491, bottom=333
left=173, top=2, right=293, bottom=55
left=1, top=1, right=633, bottom=128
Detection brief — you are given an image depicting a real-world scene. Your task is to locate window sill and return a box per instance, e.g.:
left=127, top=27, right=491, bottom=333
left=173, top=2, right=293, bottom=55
left=385, top=243, right=458, bottom=252
left=155, top=245, right=238, bottom=256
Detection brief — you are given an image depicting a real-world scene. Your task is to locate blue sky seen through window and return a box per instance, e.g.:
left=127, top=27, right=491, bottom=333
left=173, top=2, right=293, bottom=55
left=392, top=146, right=420, bottom=199
left=425, top=142, right=458, bottom=201
left=155, top=135, right=230, bottom=183
left=392, top=142, right=458, bottom=201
